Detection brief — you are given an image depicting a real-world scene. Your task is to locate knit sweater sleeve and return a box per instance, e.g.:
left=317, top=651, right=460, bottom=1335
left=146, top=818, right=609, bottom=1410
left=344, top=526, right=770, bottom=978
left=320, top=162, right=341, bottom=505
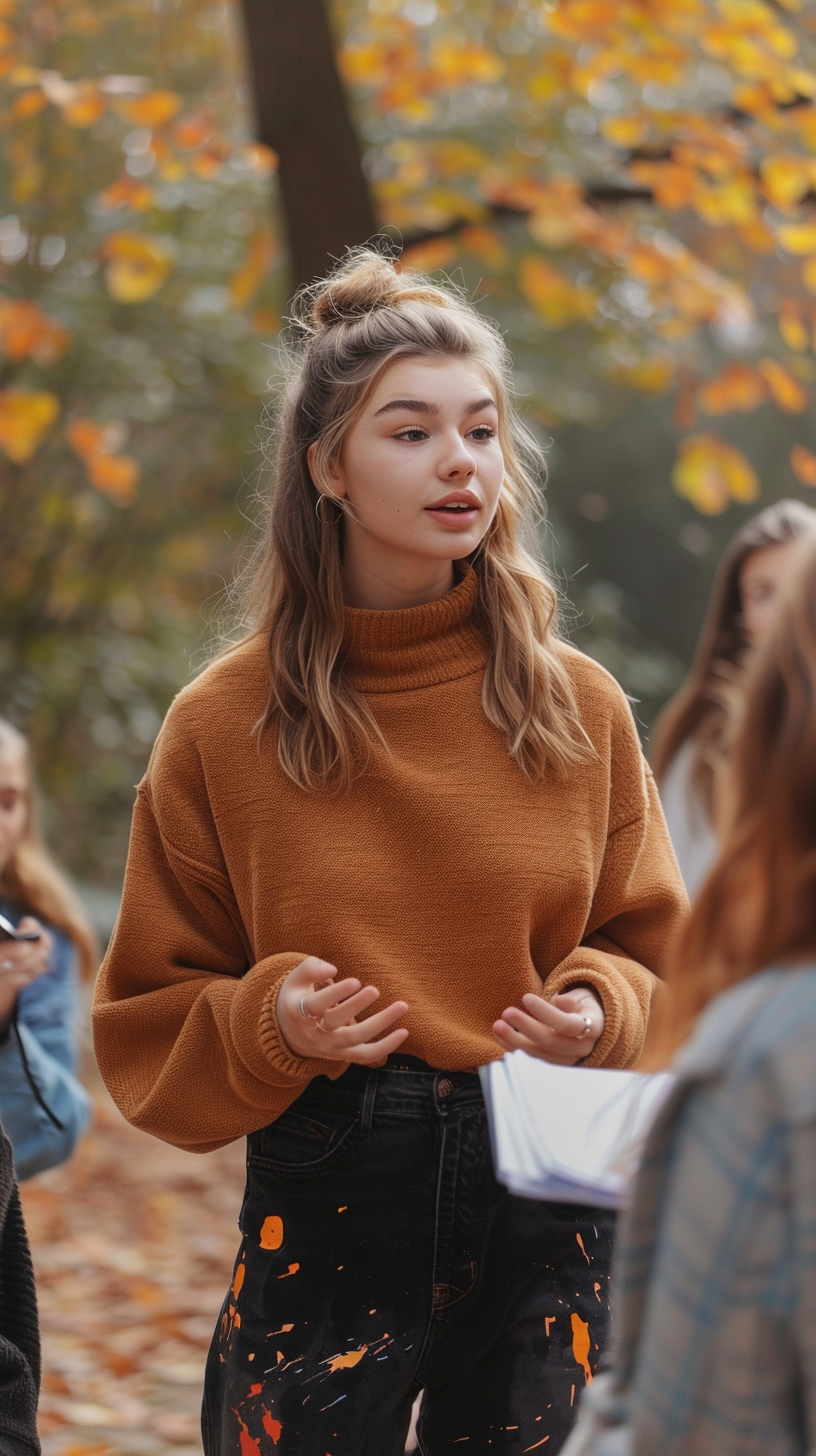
left=541, top=674, right=688, bottom=1069
left=92, top=695, right=348, bottom=1154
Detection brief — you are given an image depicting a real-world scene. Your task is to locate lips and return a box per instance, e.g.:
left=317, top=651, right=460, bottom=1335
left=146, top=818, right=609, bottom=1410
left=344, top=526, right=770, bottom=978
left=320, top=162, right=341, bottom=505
left=425, top=491, right=480, bottom=515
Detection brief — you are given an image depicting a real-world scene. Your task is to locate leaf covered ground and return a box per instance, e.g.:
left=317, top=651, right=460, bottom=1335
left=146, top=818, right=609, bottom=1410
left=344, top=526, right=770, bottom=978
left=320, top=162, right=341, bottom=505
left=19, top=1093, right=246, bottom=1456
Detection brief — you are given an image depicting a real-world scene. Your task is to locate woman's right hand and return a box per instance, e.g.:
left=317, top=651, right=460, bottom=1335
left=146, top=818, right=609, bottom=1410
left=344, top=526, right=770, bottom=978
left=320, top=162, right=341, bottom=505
left=276, top=956, right=409, bottom=1064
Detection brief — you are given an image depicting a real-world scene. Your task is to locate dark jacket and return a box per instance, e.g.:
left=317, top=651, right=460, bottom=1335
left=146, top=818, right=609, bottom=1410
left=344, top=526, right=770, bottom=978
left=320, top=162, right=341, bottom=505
left=0, top=1119, right=39, bottom=1456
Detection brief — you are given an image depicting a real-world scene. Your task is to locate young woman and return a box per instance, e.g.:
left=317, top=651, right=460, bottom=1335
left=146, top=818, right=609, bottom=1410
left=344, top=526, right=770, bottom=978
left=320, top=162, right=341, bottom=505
left=651, top=499, right=816, bottom=896
left=93, top=250, right=686, bottom=1456
left=564, top=534, right=816, bottom=1456
left=0, top=718, right=94, bottom=1180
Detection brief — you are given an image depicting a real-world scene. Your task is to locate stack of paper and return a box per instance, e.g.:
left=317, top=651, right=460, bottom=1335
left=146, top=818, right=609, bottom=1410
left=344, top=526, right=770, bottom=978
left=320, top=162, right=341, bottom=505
left=480, top=1052, right=674, bottom=1208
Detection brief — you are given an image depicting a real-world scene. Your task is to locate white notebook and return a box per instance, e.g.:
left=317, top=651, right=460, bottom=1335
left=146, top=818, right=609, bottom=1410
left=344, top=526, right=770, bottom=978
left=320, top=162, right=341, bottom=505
left=480, top=1052, right=675, bottom=1208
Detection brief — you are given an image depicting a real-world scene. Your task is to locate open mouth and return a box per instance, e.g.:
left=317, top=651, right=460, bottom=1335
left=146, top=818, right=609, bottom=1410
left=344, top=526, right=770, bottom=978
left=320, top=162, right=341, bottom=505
left=428, top=502, right=476, bottom=513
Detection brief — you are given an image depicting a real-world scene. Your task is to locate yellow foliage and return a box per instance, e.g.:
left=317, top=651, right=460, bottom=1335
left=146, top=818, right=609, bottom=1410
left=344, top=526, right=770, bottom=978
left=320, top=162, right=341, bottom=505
left=228, top=231, right=275, bottom=311
left=0, top=298, right=69, bottom=365
left=429, top=39, right=503, bottom=86
left=101, top=233, right=173, bottom=303
left=777, top=221, right=816, bottom=254
left=0, top=389, right=60, bottom=464
left=758, top=356, right=809, bottom=410
left=629, top=161, right=697, bottom=210
left=761, top=155, right=816, bottom=207
left=803, top=257, right=816, bottom=294
left=124, top=89, right=182, bottom=129
left=11, top=90, right=46, bottom=120
left=697, top=363, right=767, bottom=413
left=615, top=357, right=675, bottom=392
left=601, top=114, right=649, bottom=148
left=673, top=433, right=760, bottom=514
left=778, top=300, right=809, bottom=351
left=791, top=444, right=816, bottom=486
left=518, top=255, right=596, bottom=328
left=97, top=178, right=154, bottom=212
left=63, top=84, right=105, bottom=128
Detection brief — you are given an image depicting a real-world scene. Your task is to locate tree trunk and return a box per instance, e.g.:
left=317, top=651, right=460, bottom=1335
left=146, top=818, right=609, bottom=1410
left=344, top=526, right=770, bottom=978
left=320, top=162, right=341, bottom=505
left=237, top=0, right=378, bottom=295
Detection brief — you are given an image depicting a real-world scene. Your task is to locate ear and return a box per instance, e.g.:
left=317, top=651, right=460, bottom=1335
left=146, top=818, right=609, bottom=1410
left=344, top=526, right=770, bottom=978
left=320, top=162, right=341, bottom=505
left=307, top=441, right=345, bottom=498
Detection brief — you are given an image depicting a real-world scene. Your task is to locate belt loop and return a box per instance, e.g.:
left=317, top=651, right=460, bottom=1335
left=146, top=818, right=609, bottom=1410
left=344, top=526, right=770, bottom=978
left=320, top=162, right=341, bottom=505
left=361, top=1070, right=378, bottom=1136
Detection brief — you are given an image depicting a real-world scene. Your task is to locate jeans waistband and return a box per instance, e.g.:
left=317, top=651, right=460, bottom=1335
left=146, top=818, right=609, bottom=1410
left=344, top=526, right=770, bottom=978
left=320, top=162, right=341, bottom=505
left=300, top=1055, right=485, bottom=1119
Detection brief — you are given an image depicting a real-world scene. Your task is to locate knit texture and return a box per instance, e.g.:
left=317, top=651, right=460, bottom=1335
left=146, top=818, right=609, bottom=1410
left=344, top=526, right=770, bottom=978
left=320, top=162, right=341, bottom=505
left=0, top=1122, right=40, bottom=1456
left=93, top=570, right=687, bottom=1152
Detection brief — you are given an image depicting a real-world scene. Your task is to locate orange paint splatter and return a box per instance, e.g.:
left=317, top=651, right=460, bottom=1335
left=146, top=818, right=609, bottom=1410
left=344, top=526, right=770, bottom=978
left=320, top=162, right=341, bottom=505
left=248, top=1353, right=255, bottom=1362
left=262, top=1411, right=283, bottom=1444
left=260, top=1215, right=284, bottom=1250
left=325, top=1345, right=368, bottom=1372
left=276, top=1350, right=284, bottom=1364
left=576, top=1233, right=590, bottom=1265
left=233, top=1413, right=261, bottom=1456
left=268, top=1323, right=294, bottom=1336
left=593, top=1282, right=602, bottom=1302
left=249, top=1383, right=262, bottom=1396
left=571, top=1313, right=593, bottom=1384
left=544, top=1317, right=556, bottom=1337
left=234, top=1311, right=242, bottom=1330
left=278, top=1262, right=299, bottom=1278
left=232, top=1262, right=245, bottom=1299
left=570, top=1385, right=575, bottom=1407
left=338, top=1206, right=347, bottom=1212
left=523, top=1440, right=550, bottom=1451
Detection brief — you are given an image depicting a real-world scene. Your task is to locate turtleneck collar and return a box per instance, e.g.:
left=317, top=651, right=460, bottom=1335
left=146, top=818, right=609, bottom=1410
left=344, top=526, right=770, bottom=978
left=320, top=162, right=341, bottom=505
left=342, top=566, right=486, bottom=693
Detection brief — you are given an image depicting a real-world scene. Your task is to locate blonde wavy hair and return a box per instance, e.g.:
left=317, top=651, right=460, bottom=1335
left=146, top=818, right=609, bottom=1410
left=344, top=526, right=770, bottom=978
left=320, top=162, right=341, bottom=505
left=235, top=247, right=590, bottom=790
left=0, top=719, right=98, bottom=980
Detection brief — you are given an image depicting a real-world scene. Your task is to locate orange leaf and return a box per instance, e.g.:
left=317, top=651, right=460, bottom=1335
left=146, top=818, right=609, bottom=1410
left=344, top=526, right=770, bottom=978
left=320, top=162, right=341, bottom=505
left=228, top=231, right=275, bottom=311
left=123, top=89, right=182, bottom=129
left=11, top=90, right=47, bottom=120
left=697, top=363, right=767, bottom=414
left=97, top=178, right=154, bottom=212
left=791, top=444, right=816, bottom=486
left=0, top=389, right=60, bottom=463
left=0, top=298, right=69, bottom=365
left=758, top=357, right=809, bottom=411
left=518, top=255, right=596, bottom=329
left=87, top=451, right=139, bottom=505
left=760, top=156, right=816, bottom=208
left=399, top=239, right=457, bottom=273
left=673, top=433, right=760, bottom=515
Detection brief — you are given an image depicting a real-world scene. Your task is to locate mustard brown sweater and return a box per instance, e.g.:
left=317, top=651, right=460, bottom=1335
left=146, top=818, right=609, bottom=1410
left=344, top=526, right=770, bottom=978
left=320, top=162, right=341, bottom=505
left=93, top=570, right=687, bottom=1152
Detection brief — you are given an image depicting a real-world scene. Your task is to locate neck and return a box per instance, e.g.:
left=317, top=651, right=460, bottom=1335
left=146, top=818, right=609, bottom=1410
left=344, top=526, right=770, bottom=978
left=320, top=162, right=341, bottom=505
left=341, top=531, right=456, bottom=611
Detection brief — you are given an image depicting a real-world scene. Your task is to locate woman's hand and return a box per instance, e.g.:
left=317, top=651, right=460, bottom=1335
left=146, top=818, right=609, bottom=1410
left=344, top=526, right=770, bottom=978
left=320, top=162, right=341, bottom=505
left=493, top=985, right=604, bottom=1066
left=0, top=918, right=52, bottom=1026
left=277, top=956, right=409, bottom=1065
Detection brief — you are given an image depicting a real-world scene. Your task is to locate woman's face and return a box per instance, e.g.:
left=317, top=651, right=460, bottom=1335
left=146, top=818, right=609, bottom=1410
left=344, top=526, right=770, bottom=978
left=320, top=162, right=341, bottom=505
left=316, top=355, right=505, bottom=604
left=739, top=540, right=803, bottom=648
left=0, top=743, right=28, bottom=878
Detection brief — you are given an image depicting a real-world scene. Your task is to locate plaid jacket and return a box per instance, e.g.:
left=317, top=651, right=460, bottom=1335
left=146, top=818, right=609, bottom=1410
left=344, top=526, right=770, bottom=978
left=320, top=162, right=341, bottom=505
left=562, top=965, right=816, bottom=1456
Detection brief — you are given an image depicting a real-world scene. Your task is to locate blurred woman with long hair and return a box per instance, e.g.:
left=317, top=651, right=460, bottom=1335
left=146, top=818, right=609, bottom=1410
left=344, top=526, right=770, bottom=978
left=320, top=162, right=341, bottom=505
left=0, top=718, right=94, bottom=1179
left=564, top=534, right=816, bottom=1456
left=652, top=498, right=816, bottom=894
left=93, top=248, right=685, bottom=1456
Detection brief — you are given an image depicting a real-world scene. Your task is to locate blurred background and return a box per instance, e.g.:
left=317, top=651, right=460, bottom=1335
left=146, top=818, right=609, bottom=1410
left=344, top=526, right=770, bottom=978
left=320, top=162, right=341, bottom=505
left=6, top=0, right=816, bottom=922
left=7, top=3, right=816, bottom=1452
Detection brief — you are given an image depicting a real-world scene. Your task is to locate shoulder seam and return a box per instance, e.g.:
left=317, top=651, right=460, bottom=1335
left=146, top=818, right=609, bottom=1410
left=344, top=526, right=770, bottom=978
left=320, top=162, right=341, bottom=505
left=137, top=783, right=231, bottom=889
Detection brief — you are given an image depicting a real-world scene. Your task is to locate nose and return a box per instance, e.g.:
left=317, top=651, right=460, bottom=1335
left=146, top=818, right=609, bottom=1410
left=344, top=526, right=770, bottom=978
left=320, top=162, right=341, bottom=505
left=439, top=433, right=476, bottom=480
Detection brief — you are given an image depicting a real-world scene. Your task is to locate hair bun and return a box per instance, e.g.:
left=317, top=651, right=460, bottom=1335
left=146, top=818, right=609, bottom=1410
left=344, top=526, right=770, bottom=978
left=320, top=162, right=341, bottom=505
left=292, top=243, right=456, bottom=335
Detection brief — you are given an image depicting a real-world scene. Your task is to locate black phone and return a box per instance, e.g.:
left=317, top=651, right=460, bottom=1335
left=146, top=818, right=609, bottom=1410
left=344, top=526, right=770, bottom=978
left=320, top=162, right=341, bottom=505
left=0, top=913, right=41, bottom=942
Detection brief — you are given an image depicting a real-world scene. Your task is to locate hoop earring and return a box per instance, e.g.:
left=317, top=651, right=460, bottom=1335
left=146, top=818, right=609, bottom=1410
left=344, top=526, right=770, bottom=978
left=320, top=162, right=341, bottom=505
left=315, top=493, right=337, bottom=522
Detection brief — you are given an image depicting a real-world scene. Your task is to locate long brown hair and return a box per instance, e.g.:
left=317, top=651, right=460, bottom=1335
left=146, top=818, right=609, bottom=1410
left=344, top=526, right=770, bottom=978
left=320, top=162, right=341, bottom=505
left=650, top=499, right=816, bottom=812
left=0, top=719, right=98, bottom=980
left=643, top=535, right=816, bottom=1067
left=229, top=247, right=591, bottom=790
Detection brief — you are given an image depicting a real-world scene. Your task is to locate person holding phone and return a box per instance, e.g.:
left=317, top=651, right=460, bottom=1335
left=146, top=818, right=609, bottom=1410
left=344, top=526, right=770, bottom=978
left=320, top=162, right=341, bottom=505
left=93, top=249, right=686, bottom=1456
left=0, top=718, right=95, bottom=1179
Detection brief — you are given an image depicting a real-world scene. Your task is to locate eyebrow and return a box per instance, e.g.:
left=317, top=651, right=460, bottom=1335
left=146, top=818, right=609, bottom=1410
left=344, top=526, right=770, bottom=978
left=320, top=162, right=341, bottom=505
left=373, top=396, right=497, bottom=417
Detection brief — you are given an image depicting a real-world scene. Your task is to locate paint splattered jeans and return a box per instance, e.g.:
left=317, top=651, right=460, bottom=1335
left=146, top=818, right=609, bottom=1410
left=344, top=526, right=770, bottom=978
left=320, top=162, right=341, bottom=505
left=202, top=1056, right=615, bottom=1456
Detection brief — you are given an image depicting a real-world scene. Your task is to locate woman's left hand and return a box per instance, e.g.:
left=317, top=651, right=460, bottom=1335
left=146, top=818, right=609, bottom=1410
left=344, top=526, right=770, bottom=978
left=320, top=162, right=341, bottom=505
left=0, top=918, right=52, bottom=1026
left=493, top=985, right=604, bottom=1065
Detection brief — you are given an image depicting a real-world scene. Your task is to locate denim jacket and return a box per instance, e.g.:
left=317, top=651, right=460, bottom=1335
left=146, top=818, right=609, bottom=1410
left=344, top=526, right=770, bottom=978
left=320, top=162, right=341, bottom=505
left=0, top=899, right=90, bottom=1181
left=563, top=966, right=816, bottom=1456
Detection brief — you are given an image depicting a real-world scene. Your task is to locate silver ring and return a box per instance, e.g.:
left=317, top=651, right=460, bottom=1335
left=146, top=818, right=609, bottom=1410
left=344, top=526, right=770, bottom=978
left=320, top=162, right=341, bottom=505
left=577, top=1015, right=592, bottom=1039
left=299, top=995, right=318, bottom=1020
left=1, top=960, right=11, bottom=971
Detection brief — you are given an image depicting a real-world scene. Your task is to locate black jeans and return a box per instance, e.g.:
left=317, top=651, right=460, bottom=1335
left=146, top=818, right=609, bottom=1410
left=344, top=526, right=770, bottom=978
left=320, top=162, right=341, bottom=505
left=202, top=1057, right=615, bottom=1456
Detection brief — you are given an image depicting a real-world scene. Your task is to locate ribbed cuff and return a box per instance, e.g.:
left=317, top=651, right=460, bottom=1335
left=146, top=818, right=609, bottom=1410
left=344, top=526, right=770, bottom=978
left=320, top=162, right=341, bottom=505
left=230, top=954, right=349, bottom=1087
left=542, top=952, right=631, bottom=1068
